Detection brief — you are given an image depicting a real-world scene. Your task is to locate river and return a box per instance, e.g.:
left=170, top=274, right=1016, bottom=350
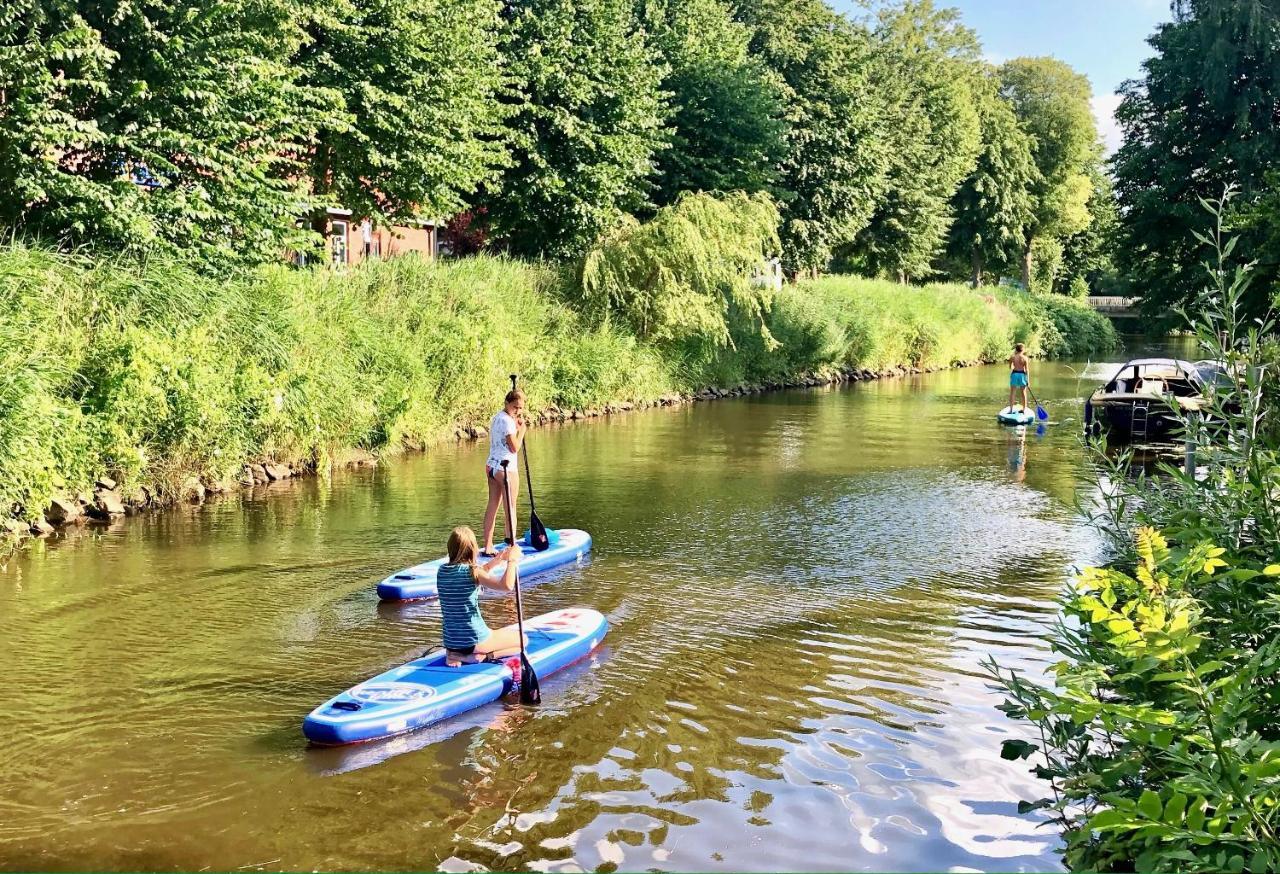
left=0, top=354, right=1133, bottom=872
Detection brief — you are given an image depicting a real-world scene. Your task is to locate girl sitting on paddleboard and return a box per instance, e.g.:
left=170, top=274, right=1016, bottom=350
left=482, top=389, right=527, bottom=556
left=1008, top=343, right=1030, bottom=412
left=438, top=525, right=525, bottom=666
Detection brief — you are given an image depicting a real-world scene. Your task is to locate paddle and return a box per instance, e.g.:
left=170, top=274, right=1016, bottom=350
left=1027, top=386, right=1049, bottom=421
left=510, top=374, right=550, bottom=552
left=500, top=459, right=541, bottom=705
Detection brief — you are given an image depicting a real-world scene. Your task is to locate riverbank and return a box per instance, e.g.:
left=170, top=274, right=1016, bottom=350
left=0, top=243, right=1116, bottom=544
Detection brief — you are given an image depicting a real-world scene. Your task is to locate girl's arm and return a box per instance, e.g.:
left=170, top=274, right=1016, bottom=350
left=504, top=418, right=526, bottom=453
left=475, top=548, right=521, bottom=592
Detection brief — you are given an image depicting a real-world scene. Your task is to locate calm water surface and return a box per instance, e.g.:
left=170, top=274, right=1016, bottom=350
left=1, top=356, right=1128, bottom=872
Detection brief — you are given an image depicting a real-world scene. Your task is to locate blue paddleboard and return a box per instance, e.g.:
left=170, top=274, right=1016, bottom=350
left=996, top=406, right=1036, bottom=426
left=376, top=528, right=592, bottom=601
left=303, top=608, right=608, bottom=745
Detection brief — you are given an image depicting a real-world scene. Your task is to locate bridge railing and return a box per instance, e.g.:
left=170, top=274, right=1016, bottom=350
left=1087, top=296, right=1138, bottom=313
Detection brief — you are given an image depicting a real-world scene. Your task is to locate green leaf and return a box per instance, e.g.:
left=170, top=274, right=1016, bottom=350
left=1017, top=798, right=1054, bottom=814
left=1138, top=789, right=1162, bottom=820
left=1163, top=792, right=1187, bottom=825
left=1087, top=808, right=1130, bottom=830
left=1000, top=739, right=1038, bottom=761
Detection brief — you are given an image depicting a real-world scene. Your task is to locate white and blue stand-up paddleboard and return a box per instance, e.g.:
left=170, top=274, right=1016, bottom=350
left=376, top=528, right=592, bottom=601
left=303, top=608, right=608, bottom=745
left=996, top=406, right=1036, bottom=426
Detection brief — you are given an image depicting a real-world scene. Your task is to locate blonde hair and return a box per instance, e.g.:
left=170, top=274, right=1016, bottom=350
left=505, top=388, right=525, bottom=406
left=446, top=525, right=479, bottom=567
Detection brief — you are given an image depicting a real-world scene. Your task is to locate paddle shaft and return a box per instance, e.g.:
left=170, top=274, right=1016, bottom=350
left=501, top=460, right=539, bottom=703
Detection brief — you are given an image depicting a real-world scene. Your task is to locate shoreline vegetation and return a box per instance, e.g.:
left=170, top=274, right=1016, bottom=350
left=0, top=235, right=1116, bottom=546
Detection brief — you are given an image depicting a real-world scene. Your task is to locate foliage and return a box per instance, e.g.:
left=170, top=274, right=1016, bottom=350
left=945, top=65, right=1038, bottom=286
left=992, top=202, right=1280, bottom=873
left=999, top=57, right=1099, bottom=287
left=576, top=191, right=781, bottom=356
left=297, top=0, right=510, bottom=229
left=1112, top=0, right=1280, bottom=323
left=640, top=0, right=787, bottom=207
left=734, top=0, right=892, bottom=274
left=848, top=0, right=982, bottom=281
left=0, top=0, right=325, bottom=265
left=1059, top=168, right=1121, bottom=294
left=483, top=0, right=669, bottom=259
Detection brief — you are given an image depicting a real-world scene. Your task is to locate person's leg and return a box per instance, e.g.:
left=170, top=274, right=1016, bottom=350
left=1021, top=386, right=1029, bottom=411
left=500, top=469, right=520, bottom=545
left=475, top=625, right=526, bottom=659
left=1008, top=382, right=1016, bottom=410
left=482, top=470, right=503, bottom=552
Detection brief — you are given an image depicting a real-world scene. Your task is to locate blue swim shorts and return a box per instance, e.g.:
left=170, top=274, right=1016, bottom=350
left=1010, top=371, right=1029, bottom=388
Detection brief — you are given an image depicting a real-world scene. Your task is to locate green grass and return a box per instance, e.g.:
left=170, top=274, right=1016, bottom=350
left=0, top=243, right=1117, bottom=525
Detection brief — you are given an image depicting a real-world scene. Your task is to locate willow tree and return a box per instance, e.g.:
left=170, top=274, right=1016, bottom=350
left=577, top=191, right=781, bottom=357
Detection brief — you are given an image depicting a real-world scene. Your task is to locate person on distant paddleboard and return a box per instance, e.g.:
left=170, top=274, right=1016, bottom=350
left=1008, top=343, right=1031, bottom=412
left=438, top=526, right=525, bottom=666
left=482, top=389, right=527, bottom=556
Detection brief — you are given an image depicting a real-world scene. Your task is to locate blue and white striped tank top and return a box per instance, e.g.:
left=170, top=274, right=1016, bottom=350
left=437, top=563, right=492, bottom=650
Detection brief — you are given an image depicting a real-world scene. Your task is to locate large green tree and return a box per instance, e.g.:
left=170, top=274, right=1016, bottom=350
left=0, top=0, right=325, bottom=265
left=945, top=66, right=1038, bottom=286
left=734, top=0, right=892, bottom=275
left=640, top=0, right=787, bottom=207
left=1113, top=0, right=1280, bottom=320
left=848, top=0, right=982, bottom=281
left=999, top=57, right=1098, bottom=289
left=1059, top=168, right=1120, bottom=294
left=484, top=0, right=669, bottom=259
left=297, top=0, right=510, bottom=230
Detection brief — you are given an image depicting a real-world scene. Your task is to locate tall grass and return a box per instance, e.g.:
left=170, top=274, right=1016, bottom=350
left=0, top=242, right=1116, bottom=525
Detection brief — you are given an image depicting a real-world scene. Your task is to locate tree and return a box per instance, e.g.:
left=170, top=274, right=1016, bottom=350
left=999, top=57, right=1098, bottom=289
left=640, top=0, right=787, bottom=207
left=1112, top=0, right=1280, bottom=321
left=297, top=0, right=510, bottom=231
left=484, top=0, right=669, bottom=260
left=946, top=67, right=1038, bottom=286
left=734, top=0, right=893, bottom=275
left=1059, top=168, right=1120, bottom=294
left=0, top=0, right=325, bottom=265
left=847, top=0, right=982, bottom=282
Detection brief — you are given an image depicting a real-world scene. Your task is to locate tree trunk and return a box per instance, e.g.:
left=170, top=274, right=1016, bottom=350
left=1021, top=236, right=1034, bottom=290
left=970, top=247, right=984, bottom=288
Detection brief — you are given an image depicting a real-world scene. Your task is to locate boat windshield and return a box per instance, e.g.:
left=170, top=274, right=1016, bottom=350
left=1102, top=361, right=1203, bottom=397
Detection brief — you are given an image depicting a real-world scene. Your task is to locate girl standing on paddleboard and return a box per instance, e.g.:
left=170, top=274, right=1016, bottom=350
left=1008, top=343, right=1031, bottom=412
left=482, top=389, right=527, bottom=556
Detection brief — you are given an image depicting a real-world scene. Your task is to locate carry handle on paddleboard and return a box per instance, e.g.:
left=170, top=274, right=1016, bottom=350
left=510, top=374, right=550, bottom=551
left=501, top=459, right=541, bottom=705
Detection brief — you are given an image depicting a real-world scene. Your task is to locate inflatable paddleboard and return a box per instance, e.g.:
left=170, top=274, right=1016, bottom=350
left=377, top=528, right=592, bottom=601
left=303, top=607, right=608, bottom=745
left=996, top=406, right=1036, bottom=426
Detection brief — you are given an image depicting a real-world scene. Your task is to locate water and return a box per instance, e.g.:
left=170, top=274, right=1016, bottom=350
left=0, top=358, right=1117, bottom=872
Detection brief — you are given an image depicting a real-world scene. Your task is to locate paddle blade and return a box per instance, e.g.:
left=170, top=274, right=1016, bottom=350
left=519, top=654, right=541, bottom=704
left=528, top=511, right=550, bottom=552
left=1036, top=403, right=1049, bottom=421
